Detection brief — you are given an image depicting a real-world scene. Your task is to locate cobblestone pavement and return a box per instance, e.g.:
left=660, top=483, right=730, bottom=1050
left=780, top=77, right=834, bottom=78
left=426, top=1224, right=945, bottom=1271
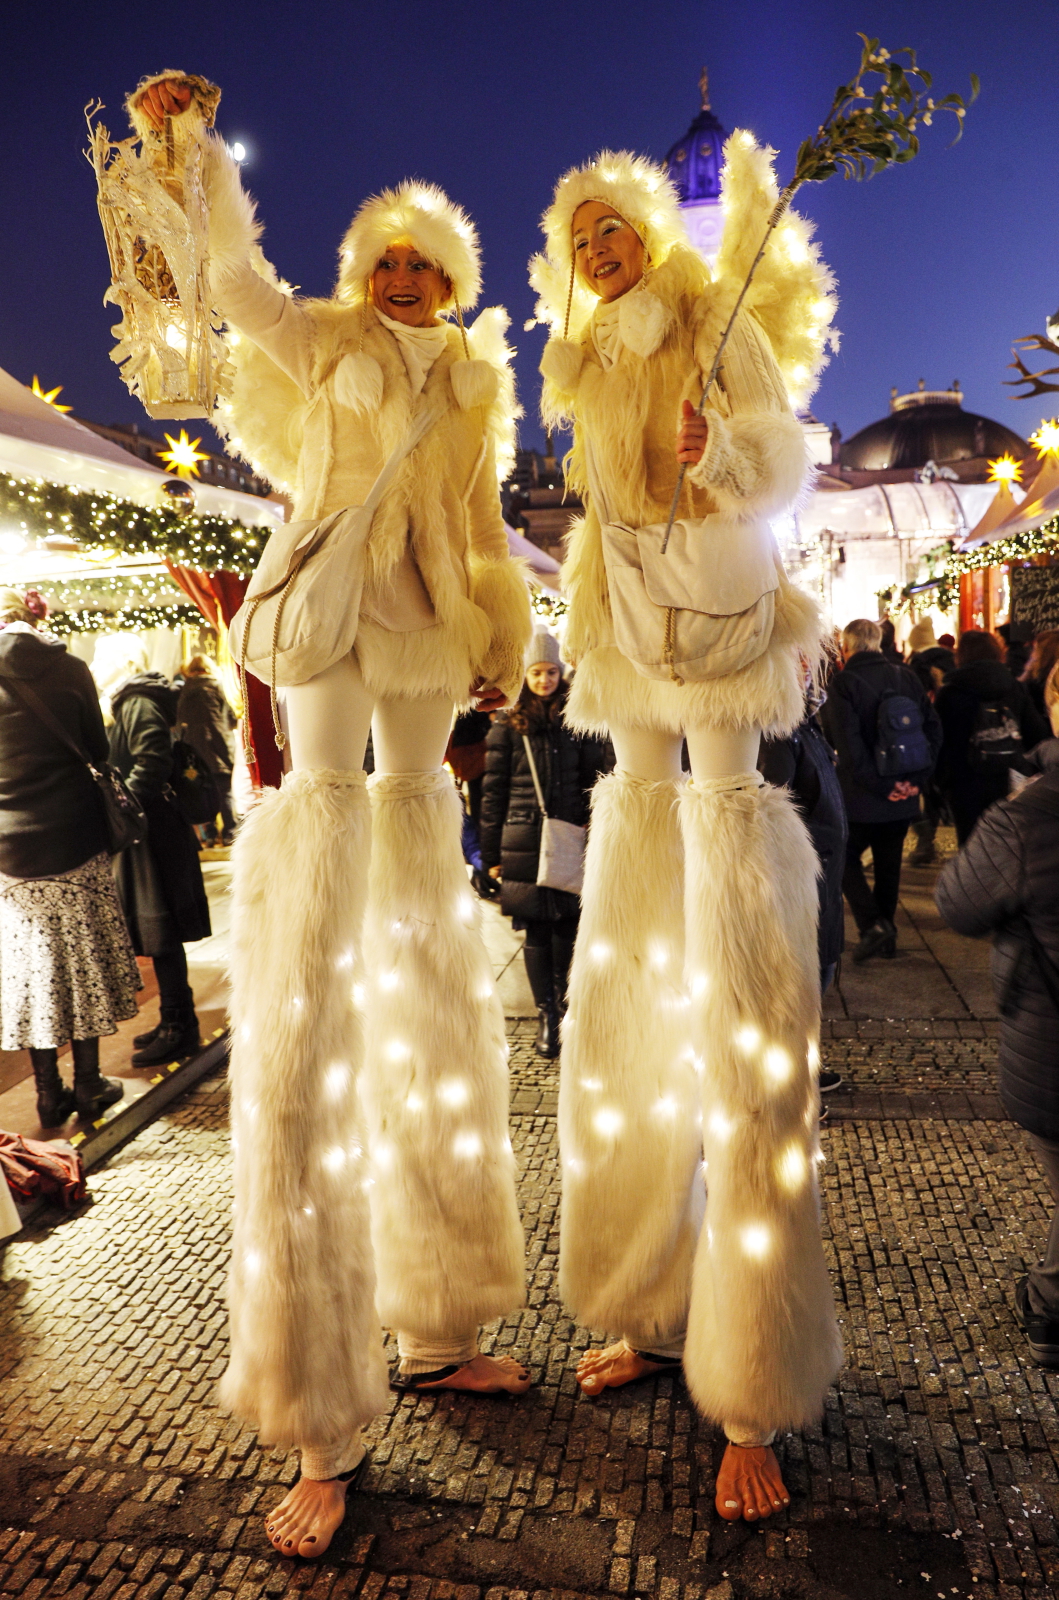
left=3, top=1019, right=1059, bottom=1600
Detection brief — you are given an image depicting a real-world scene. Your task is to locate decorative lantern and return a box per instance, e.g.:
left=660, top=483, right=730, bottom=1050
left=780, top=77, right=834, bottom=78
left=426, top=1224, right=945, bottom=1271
left=86, top=76, right=231, bottom=420
left=158, top=476, right=198, bottom=512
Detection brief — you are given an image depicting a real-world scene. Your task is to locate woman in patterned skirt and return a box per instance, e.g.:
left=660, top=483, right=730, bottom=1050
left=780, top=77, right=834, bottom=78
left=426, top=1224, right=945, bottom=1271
left=0, top=589, right=140, bottom=1126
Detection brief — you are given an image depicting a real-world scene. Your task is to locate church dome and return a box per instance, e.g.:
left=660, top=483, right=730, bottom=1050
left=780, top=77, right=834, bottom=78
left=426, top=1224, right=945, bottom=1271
left=839, top=382, right=1028, bottom=471
left=665, top=69, right=728, bottom=204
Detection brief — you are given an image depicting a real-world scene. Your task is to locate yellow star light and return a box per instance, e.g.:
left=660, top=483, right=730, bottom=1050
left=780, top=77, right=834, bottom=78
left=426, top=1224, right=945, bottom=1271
left=1030, top=419, right=1059, bottom=458
left=158, top=430, right=210, bottom=479
left=31, top=377, right=72, bottom=412
left=987, top=454, right=1023, bottom=485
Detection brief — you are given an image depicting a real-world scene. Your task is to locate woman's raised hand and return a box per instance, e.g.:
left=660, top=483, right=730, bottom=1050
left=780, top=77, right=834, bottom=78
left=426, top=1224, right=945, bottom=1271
left=470, top=678, right=507, bottom=713
left=135, top=77, right=194, bottom=130
left=676, top=398, right=709, bottom=465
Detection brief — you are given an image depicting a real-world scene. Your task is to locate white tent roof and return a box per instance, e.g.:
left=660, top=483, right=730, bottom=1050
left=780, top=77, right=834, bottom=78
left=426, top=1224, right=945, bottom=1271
left=797, top=479, right=996, bottom=544
left=0, top=363, right=280, bottom=527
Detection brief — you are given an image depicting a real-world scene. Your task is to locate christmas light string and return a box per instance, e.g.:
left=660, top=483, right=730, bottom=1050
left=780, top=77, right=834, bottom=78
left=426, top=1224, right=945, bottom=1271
left=0, top=468, right=263, bottom=575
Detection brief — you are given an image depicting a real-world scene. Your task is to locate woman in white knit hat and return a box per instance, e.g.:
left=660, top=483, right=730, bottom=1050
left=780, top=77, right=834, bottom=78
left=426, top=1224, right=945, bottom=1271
left=529, top=144, right=842, bottom=1521
left=480, top=628, right=612, bottom=1056
left=131, top=76, right=533, bottom=1560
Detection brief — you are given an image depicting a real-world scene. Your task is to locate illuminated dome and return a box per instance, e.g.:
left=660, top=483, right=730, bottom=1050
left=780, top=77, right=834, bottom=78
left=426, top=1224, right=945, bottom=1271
left=665, top=69, right=729, bottom=258
left=839, top=381, right=1028, bottom=471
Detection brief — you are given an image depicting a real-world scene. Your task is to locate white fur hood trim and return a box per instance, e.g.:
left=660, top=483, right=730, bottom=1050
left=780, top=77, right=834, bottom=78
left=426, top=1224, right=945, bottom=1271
left=337, top=182, right=481, bottom=310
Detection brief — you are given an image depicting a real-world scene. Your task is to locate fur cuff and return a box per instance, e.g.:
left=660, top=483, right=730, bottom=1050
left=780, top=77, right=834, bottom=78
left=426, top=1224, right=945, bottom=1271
left=450, top=358, right=499, bottom=410
left=540, top=336, right=584, bottom=395
left=687, top=409, right=808, bottom=517
left=125, top=70, right=220, bottom=141
left=469, top=557, right=533, bottom=702
left=618, top=286, right=672, bottom=359
left=334, top=351, right=384, bottom=413
left=204, top=131, right=262, bottom=290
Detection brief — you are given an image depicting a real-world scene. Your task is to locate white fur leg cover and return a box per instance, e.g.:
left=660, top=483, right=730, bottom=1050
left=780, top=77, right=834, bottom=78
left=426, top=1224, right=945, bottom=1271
left=681, top=776, right=842, bottom=1434
left=361, top=770, right=525, bottom=1338
left=558, top=772, right=702, bottom=1344
left=221, top=770, right=390, bottom=1449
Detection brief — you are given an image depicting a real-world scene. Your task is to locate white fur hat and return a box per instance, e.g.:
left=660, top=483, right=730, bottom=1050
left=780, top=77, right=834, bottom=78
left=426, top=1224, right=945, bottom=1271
left=529, top=150, right=691, bottom=340
left=336, top=182, right=482, bottom=309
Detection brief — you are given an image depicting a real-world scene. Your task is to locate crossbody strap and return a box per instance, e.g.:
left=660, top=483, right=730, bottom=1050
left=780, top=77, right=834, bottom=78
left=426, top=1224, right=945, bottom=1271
left=521, top=733, right=550, bottom=819
left=0, top=671, right=97, bottom=774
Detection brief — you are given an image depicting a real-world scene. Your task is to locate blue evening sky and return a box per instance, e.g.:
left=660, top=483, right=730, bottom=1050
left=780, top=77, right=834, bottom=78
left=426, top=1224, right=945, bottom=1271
left=3, top=1, right=1056, bottom=455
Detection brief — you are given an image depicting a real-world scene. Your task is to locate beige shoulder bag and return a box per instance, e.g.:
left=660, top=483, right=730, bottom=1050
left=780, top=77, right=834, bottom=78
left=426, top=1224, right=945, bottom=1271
left=585, top=437, right=779, bottom=686
left=521, top=734, right=585, bottom=896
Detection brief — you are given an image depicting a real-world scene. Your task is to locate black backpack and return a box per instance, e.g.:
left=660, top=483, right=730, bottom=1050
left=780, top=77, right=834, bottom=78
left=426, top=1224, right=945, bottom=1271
left=169, top=738, right=219, bottom=825
left=874, top=688, right=932, bottom=778
left=969, top=699, right=1023, bottom=772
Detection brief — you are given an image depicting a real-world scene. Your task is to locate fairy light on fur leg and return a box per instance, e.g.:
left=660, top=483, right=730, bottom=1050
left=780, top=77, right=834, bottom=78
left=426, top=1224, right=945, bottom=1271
left=735, top=1025, right=761, bottom=1054
left=593, top=1108, right=624, bottom=1138
left=385, top=1040, right=412, bottom=1063
left=324, top=1063, right=350, bottom=1101
left=776, top=1141, right=809, bottom=1194
left=763, top=1046, right=793, bottom=1086
left=453, top=1132, right=483, bottom=1158
left=322, top=1146, right=346, bottom=1173
left=740, top=1224, right=771, bottom=1260
left=438, top=1079, right=470, bottom=1108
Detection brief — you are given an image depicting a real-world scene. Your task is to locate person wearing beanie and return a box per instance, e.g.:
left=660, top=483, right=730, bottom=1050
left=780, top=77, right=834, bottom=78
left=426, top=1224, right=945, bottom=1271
left=906, top=618, right=954, bottom=865
left=129, top=76, right=532, bottom=1559
left=907, top=618, right=937, bottom=654
left=529, top=142, right=841, bottom=1520
left=480, top=630, right=612, bottom=1056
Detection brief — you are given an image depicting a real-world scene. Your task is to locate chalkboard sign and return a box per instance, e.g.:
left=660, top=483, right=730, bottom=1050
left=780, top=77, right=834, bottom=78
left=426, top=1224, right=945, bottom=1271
left=1010, top=564, right=1059, bottom=641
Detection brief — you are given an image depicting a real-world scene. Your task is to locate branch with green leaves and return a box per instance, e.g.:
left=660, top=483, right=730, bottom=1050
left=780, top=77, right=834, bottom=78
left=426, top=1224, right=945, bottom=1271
left=662, top=35, right=978, bottom=552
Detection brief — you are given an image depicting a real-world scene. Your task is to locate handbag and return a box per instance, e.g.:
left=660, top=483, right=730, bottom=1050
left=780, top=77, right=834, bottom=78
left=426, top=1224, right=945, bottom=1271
left=229, top=400, right=443, bottom=731
left=585, top=437, right=779, bottom=686
left=521, top=733, right=586, bottom=896
left=0, top=671, right=147, bottom=855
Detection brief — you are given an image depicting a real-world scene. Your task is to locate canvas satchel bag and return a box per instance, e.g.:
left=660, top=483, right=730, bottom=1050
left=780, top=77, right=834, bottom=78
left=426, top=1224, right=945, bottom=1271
left=229, top=401, right=441, bottom=696
left=521, top=733, right=586, bottom=896
left=585, top=436, right=779, bottom=686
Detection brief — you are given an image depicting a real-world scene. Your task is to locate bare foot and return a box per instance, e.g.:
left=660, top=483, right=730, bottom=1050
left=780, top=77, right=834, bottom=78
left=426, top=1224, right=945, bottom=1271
left=405, top=1353, right=531, bottom=1394
left=264, top=1475, right=350, bottom=1558
left=576, top=1339, right=678, bottom=1395
left=714, top=1442, right=790, bottom=1522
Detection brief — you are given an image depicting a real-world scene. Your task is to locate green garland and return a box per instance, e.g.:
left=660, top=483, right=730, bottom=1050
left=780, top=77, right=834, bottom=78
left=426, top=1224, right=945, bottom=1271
left=0, top=467, right=266, bottom=574
left=47, top=604, right=203, bottom=637
left=930, top=518, right=1059, bottom=612
left=530, top=589, right=568, bottom=623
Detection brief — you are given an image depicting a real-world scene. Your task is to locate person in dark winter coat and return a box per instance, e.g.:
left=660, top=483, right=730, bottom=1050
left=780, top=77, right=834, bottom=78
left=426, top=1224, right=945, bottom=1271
left=935, top=630, right=1048, bottom=845
left=480, top=632, right=612, bottom=1057
left=935, top=771, right=1059, bottom=1367
left=177, top=654, right=237, bottom=844
left=820, top=618, right=942, bottom=963
left=904, top=618, right=955, bottom=866
left=109, top=671, right=211, bottom=1066
left=0, top=589, right=138, bottom=1125
left=1021, top=630, right=1059, bottom=722
left=759, top=699, right=848, bottom=1094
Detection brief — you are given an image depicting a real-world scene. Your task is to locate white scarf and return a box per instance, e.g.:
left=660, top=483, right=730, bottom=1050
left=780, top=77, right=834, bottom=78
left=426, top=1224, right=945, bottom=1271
left=591, top=297, right=623, bottom=371
left=376, top=310, right=449, bottom=397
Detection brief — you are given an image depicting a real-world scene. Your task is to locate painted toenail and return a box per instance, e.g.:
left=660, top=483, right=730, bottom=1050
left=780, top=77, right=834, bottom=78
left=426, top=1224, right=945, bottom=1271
left=724, top=1499, right=739, bottom=1507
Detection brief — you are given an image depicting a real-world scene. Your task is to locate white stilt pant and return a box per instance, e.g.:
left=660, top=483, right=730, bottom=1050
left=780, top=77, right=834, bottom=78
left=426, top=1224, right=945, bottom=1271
left=681, top=772, right=841, bottom=1435
left=222, top=770, right=389, bottom=1450
left=360, top=770, right=525, bottom=1349
left=558, top=769, right=702, bottom=1348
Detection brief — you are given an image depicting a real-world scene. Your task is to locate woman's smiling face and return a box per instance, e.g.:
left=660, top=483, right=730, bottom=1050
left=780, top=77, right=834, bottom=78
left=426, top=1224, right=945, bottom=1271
left=572, top=201, right=645, bottom=303
left=371, top=241, right=451, bottom=326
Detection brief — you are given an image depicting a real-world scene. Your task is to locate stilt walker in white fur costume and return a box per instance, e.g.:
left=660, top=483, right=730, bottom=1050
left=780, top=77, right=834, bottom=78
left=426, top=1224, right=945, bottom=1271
left=529, top=144, right=843, bottom=1522
left=129, top=77, right=533, bottom=1560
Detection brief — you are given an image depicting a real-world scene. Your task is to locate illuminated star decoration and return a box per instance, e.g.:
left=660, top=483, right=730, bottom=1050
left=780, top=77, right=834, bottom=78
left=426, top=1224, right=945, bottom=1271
left=158, top=429, right=210, bottom=479
left=1030, top=419, right=1059, bottom=458
left=987, top=454, right=1023, bottom=485
left=31, top=377, right=73, bottom=413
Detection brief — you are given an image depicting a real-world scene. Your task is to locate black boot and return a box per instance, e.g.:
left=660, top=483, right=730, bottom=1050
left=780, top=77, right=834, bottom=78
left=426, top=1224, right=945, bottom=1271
left=523, top=944, right=560, bottom=1059
left=72, top=1037, right=123, bottom=1121
left=851, top=917, right=897, bottom=963
left=29, top=1047, right=75, bottom=1128
left=132, top=1018, right=162, bottom=1051
left=551, top=933, right=576, bottom=1016
left=131, top=1004, right=201, bottom=1068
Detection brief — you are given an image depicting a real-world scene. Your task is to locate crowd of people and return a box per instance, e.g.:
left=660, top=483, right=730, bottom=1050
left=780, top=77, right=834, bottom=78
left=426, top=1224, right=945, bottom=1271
left=0, top=589, right=241, bottom=1128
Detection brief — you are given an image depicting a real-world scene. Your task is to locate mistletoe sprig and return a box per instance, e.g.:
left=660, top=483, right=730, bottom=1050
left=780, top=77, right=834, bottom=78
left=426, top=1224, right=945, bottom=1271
left=661, top=34, right=979, bottom=553
left=793, top=35, right=978, bottom=186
